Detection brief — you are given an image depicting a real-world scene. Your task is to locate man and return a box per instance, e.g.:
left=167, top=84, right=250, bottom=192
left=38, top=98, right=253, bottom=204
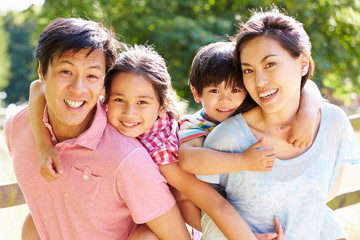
left=5, top=18, right=189, bottom=239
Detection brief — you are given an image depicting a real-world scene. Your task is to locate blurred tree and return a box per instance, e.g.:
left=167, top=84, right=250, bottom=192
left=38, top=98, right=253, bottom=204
left=3, top=0, right=360, bottom=109
left=3, top=7, right=39, bottom=105
left=0, top=16, right=10, bottom=92
left=38, top=0, right=360, bottom=109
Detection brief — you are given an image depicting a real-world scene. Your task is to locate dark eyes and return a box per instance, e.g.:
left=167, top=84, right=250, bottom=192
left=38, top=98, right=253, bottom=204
left=88, top=74, right=99, bottom=79
left=61, top=70, right=71, bottom=75
left=232, top=89, right=242, bottom=93
left=266, top=62, right=276, bottom=68
left=113, top=99, right=148, bottom=105
left=114, top=98, right=125, bottom=103
left=243, top=69, right=253, bottom=74
left=60, top=70, right=100, bottom=80
left=209, top=89, right=219, bottom=93
left=243, top=62, right=276, bottom=74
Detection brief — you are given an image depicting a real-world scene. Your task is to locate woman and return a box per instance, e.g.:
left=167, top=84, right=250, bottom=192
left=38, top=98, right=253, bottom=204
left=197, top=8, right=360, bottom=239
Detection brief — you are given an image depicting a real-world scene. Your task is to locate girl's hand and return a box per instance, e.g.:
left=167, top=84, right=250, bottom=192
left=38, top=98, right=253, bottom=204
left=39, top=146, right=63, bottom=182
left=242, top=137, right=276, bottom=172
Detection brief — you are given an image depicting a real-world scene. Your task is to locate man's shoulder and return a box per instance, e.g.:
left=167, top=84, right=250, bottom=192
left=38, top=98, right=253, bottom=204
left=102, top=123, right=148, bottom=156
left=4, top=105, right=30, bottom=133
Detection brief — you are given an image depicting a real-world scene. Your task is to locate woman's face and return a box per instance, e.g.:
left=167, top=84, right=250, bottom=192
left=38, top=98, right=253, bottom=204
left=240, top=36, right=308, bottom=114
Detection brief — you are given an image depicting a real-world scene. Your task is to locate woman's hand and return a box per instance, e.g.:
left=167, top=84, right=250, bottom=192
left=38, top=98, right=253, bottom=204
left=254, top=216, right=284, bottom=240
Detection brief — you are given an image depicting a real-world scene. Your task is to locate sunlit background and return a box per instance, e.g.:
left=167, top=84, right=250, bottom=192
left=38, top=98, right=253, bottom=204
left=1, top=0, right=44, bottom=13
left=0, top=0, right=359, bottom=239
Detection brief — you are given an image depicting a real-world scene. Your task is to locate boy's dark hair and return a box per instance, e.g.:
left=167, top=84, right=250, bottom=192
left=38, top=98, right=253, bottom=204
left=35, top=18, right=119, bottom=76
left=103, top=44, right=186, bottom=120
left=189, top=41, right=242, bottom=97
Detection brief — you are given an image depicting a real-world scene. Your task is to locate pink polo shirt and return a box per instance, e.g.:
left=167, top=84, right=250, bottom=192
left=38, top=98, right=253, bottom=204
left=4, top=101, right=175, bottom=240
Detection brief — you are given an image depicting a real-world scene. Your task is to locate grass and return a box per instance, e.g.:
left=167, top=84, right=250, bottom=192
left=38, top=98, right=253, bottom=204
left=0, top=128, right=359, bottom=239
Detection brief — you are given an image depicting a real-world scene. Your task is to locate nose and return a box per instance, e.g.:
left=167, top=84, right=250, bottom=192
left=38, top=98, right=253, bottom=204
left=69, top=75, right=87, bottom=93
left=220, top=91, right=232, bottom=103
left=123, top=103, right=135, bottom=116
left=255, top=72, right=268, bottom=88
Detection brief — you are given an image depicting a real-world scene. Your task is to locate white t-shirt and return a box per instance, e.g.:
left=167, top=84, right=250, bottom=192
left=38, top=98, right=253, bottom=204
left=198, top=102, right=360, bottom=239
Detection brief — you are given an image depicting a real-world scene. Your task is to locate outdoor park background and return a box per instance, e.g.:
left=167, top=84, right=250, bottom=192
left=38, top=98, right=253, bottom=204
left=0, top=0, right=359, bottom=239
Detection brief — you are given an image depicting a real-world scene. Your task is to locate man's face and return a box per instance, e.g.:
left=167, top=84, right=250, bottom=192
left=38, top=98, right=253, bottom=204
left=39, top=48, right=106, bottom=139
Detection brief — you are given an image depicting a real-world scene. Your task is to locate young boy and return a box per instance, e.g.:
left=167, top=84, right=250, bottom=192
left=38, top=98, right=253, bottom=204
left=177, top=41, right=322, bottom=238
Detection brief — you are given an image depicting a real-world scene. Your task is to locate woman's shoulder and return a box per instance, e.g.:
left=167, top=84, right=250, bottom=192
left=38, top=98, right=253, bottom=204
left=203, top=113, right=255, bottom=151
left=321, top=102, right=348, bottom=124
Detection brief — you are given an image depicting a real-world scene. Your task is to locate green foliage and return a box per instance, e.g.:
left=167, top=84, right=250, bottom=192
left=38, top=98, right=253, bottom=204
left=2, top=0, right=360, bottom=109
left=3, top=8, right=39, bottom=105
left=284, top=0, right=360, bottom=104
left=0, top=16, right=10, bottom=92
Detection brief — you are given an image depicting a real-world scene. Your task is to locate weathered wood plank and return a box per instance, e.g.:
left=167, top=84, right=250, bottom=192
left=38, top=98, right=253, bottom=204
left=0, top=182, right=26, bottom=208
left=327, top=190, right=360, bottom=210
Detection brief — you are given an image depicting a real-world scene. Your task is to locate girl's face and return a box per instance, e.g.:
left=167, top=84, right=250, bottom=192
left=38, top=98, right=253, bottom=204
left=191, top=81, right=246, bottom=122
left=106, top=72, right=164, bottom=138
left=240, top=36, right=308, bottom=114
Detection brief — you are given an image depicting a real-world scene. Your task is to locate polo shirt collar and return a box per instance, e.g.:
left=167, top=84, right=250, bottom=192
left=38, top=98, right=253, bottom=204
left=43, top=100, right=107, bottom=150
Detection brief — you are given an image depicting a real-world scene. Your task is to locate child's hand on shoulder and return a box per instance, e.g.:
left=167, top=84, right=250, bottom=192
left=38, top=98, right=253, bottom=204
left=241, top=137, right=276, bottom=172
left=277, top=113, right=315, bottom=148
left=39, top=146, right=63, bottom=182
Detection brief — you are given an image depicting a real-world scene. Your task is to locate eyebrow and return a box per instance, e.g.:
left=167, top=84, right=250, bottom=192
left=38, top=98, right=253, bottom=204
left=58, top=60, right=104, bottom=70
left=241, top=54, right=278, bottom=66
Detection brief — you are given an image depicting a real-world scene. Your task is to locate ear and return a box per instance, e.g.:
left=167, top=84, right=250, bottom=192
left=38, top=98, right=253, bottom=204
left=100, top=89, right=106, bottom=104
left=190, top=86, right=201, bottom=103
left=38, top=61, right=45, bottom=82
left=101, top=89, right=106, bottom=99
left=299, top=54, right=310, bottom=76
left=158, top=107, right=166, bottom=118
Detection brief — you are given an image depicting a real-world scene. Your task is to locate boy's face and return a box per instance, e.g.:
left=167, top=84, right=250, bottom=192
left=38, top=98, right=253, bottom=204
left=39, top=48, right=106, bottom=138
left=192, top=81, right=246, bottom=122
left=106, top=72, right=164, bottom=138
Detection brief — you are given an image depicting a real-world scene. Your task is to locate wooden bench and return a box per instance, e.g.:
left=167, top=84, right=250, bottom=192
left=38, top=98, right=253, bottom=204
left=0, top=181, right=359, bottom=210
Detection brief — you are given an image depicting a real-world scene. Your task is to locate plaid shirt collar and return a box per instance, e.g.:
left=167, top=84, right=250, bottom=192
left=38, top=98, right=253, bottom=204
left=138, top=113, right=171, bottom=141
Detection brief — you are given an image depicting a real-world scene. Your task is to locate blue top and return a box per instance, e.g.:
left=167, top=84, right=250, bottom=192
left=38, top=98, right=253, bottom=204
left=198, top=102, right=360, bottom=239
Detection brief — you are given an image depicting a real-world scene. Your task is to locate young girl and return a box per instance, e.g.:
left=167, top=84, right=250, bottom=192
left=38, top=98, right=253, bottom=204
left=28, top=45, right=280, bottom=239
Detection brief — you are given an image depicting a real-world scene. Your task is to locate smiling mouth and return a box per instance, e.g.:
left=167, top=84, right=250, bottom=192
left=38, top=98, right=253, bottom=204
left=121, top=121, right=140, bottom=127
left=64, top=99, right=85, bottom=108
left=258, top=89, right=278, bottom=98
left=217, top=108, right=233, bottom=112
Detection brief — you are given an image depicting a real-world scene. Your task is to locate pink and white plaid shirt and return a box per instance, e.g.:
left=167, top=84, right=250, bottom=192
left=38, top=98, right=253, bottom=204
left=138, top=113, right=179, bottom=166
left=138, top=113, right=203, bottom=240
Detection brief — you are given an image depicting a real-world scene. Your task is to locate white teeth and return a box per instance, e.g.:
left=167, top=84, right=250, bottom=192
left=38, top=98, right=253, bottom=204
left=65, top=99, right=84, bottom=108
left=218, top=109, right=232, bottom=112
left=122, top=122, right=139, bottom=127
left=259, top=89, right=278, bottom=98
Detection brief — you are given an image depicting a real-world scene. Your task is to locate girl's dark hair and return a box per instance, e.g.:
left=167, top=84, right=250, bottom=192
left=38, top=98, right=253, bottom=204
left=104, top=44, right=186, bottom=120
left=35, top=18, right=119, bottom=75
left=189, top=41, right=241, bottom=97
left=234, top=7, right=315, bottom=111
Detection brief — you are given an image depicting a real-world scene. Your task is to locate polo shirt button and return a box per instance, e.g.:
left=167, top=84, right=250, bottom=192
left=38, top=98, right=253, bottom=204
left=83, top=174, right=89, bottom=180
